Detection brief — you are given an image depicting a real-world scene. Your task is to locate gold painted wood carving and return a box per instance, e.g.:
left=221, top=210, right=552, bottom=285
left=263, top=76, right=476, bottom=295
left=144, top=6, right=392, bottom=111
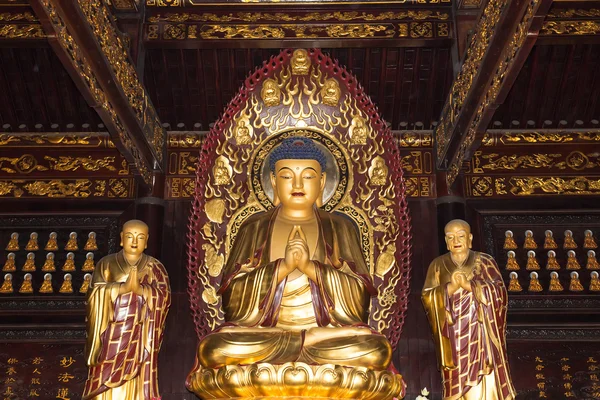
left=482, top=130, right=600, bottom=145
left=0, top=24, right=45, bottom=38
left=466, top=175, right=600, bottom=197
left=0, top=178, right=134, bottom=198
left=541, top=21, right=600, bottom=35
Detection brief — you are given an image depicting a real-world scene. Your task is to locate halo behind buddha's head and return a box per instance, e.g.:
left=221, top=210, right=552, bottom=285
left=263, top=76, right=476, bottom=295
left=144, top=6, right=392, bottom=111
left=260, top=134, right=341, bottom=207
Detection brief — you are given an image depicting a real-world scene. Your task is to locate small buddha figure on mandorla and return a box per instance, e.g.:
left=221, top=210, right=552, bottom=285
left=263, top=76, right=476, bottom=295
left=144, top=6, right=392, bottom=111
left=188, top=137, right=401, bottom=398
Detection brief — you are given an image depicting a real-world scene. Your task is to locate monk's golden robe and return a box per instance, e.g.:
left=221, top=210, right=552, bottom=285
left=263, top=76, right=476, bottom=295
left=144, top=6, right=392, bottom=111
left=83, top=251, right=171, bottom=400
left=196, top=206, right=392, bottom=370
left=422, top=251, right=516, bottom=400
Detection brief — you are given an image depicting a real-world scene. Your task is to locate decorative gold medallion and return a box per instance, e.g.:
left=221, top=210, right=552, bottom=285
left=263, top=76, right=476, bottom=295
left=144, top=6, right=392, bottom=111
left=213, top=156, right=233, bottom=186
left=321, top=78, right=341, bottom=106
left=234, top=119, right=253, bottom=145
left=349, top=116, right=368, bottom=145
left=368, top=156, right=388, bottom=186
left=202, top=287, right=218, bottom=305
left=375, top=243, right=395, bottom=278
left=203, top=244, right=224, bottom=277
left=261, top=78, right=281, bottom=107
left=205, top=199, right=226, bottom=224
left=291, top=49, right=310, bottom=75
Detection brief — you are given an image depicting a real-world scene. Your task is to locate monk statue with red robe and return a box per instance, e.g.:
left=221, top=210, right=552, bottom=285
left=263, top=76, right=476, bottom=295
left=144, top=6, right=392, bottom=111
left=83, top=219, right=171, bottom=400
left=422, top=219, right=515, bottom=400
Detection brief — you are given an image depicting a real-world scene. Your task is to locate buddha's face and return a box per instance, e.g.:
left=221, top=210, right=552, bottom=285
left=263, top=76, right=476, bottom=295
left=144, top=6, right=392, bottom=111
left=445, top=221, right=472, bottom=256
left=120, top=221, right=149, bottom=257
left=271, top=159, right=325, bottom=210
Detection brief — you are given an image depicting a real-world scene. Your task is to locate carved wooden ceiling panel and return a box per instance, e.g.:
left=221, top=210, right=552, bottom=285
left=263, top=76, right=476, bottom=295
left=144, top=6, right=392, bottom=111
left=143, top=46, right=453, bottom=131
left=0, top=47, right=103, bottom=131
left=491, top=44, right=600, bottom=130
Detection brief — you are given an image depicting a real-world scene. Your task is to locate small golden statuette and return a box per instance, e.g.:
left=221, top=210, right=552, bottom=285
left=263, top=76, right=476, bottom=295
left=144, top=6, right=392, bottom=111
left=528, top=271, right=543, bottom=292
left=84, top=232, right=98, bottom=251
left=549, top=271, right=564, bottom=292
left=587, top=250, right=600, bottom=270
left=45, top=231, right=58, bottom=251
left=79, top=273, right=91, bottom=294
left=569, top=271, right=584, bottom=292
left=59, top=273, right=73, bottom=294
left=64, top=231, right=78, bottom=251
left=508, top=272, right=522, bottom=292
left=321, top=78, right=341, bottom=106
left=584, top=230, right=597, bottom=249
left=39, top=273, right=53, bottom=294
left=5, top=232, right=19, bottom=251
left=22, top=252, right=36, bottom=272
left=19, top=273, right=33, bottom=294
left=505, top=251, right=520, bottom=270
left=2, top=253, right=16, bottom=272
left=212, top=156, right=232, bottom=186
left=563, top=230, right=577, bottom=249
left=590, top=271, right=600, bottom=292
left=82, top=252, right=95, bottom=272
left=234, top=120, right=253, bottom=145
left=546, top=250, right=561, bottom=270
left=368, top=156, right=388, bottom=186
left=566, top=250, right=581, bottom=270
left=526, top=250, right=540, bottom=271
left=25, top=232, right=39, bottom=251
left=350, top=116, right=368, bottom=146
left=62, top=252, right=76, bottom=272
left=42, top=253, right=56, bottom=272
left=543, top=230, right=558, bottom=249
left=261, top=78, right=281, bottom=107
left=523, top=230, right=538, bottom=249
left=503, top=230, right=518, bottom=250
left=0, top=273, right=13, bottom=294
left=291, top=48, right=310, bottom=75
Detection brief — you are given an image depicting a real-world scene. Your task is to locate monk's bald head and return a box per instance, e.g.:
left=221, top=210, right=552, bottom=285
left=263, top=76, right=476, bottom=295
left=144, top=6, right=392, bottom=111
left=123, top=219, right=148, bottom=234
left=444, top=219, right=473, bottom=255
left=444, top=219, right=471, bottom=235
left=120, top=219, right=149, bottom=256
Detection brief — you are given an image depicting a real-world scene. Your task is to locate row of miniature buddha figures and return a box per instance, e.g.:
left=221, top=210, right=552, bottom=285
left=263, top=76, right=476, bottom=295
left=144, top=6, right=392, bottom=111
left=2, top=252, right=96, bottom=272
left=4, top=231, right=98, bottom=252
left=504, top=229, right=596, bottom=250
left=0, top=272, right=91, bottom=294
left=507, top=270, right=600, bottom=292
left=506, top=249, right=599, bottom=270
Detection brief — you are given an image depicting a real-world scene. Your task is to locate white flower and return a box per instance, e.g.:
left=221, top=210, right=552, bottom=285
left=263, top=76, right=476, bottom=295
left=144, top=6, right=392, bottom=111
left=421, top=387, right=430, bottom=396
left=416, top=396, right=428, bottom=400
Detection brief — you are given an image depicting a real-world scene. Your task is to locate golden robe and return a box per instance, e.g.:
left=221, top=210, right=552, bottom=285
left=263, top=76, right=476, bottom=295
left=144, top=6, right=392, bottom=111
left=83, top=251, right=171, bottom=400
left=422, top=251, right=516, bottom=400
left=194, top=207, right=391, bottom=371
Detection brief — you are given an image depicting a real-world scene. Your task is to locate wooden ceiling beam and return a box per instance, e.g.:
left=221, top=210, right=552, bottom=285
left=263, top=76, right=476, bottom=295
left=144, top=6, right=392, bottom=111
left=29, top=0, right=165, bottom=186
left=434, top=0, right=553, bottom=188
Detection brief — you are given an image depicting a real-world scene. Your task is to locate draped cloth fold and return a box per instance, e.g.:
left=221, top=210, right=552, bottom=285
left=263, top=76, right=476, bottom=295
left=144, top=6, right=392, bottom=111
left=83, top=251, right=171, bottom=400
left=422, top=251, right=516, bottom=400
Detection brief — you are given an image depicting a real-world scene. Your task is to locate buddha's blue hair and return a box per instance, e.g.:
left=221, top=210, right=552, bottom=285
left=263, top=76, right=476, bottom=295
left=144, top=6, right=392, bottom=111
left=269, top=137, right=327, bottom=173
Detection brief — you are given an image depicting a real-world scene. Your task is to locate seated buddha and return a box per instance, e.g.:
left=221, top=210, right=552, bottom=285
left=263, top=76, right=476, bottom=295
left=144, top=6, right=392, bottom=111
left=189, top=137, right=398, bottom=396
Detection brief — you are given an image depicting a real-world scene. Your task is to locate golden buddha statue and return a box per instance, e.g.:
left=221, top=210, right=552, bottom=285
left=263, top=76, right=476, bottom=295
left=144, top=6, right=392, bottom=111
left=65, top=231, right=78, bottom=251
left=83, top=220, right=171, bottom=400
left=549, top=271, right=563, bottom=292
left=261, top=78, right=281, bottom=107
left=566, top=250, right=581, bottom=270
left=321, top=78, right=341, bottom=106
left=569, top=271, right=584, bottom=292
left=5, top=232, right=19, bottom=251
left=2, top=253, right=16, bottom=272
left=213, top=159, right=231, bottom=186
left=422, top=220, right=515, bottom=400
left=543, top=230, right=557, bottom=249
left=291, top=48, right=310, bottom=75
left=563, top=230, right=577, bottom=249
left=62, top=252, right=76, bottom=272
left=25, top=232, right=39, bottom=251
left=505, top=250, right=520, bottom=270
left=42, top=252, right=56, bottom=272
left=584, top=230, right=597, bottom=249
left=84, top=232, right=98, bottom=251
left=590, top=271, right=600, bottom=292
left=587, top=250, right=600, bottom=270
left=503, top=230, right=517, bottom=250
left=350, top=116, right=368, bottom=145
left=187, top=137, right=404, bottom=399
left=19, top=273, right=33, bottom=294
left=526, top=250, right=540, bottom=270
left=508, top=272, right=522, bottom=292
left=80, top=273, right=92, bottom=294
left=45, top=231, right=58, bottom=251
left=0, top=273, right=13, bottom=294
left=528, top=272, right=543, bottom=292
left=234, top=120, right=252, bottom=145
left=59, top=273, right=73, bottom=294
left=22, top=252, right=36, bottom=272
left=523, top=230, right=537, bottom=249
left=82, top=252, right=96, bottom=272
left=39, top=273, right=54, bottom=294
left=369, top=156, right=388, bottom=186
left=546, top=250, right=560, bottom=270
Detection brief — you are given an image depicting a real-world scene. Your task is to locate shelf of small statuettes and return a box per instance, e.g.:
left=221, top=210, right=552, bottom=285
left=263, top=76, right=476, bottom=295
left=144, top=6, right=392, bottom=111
left=500, top=228, right=600, bottom=296
left=0, top=230, right=102, bottom=297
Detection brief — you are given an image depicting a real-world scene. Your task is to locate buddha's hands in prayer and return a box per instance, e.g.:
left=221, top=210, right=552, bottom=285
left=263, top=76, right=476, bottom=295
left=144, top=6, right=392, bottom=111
left=280, top=226, right=317, bottom=282
left=448, top=270, right=472, bottom=295
left=121, top=265, right=144, bottom=296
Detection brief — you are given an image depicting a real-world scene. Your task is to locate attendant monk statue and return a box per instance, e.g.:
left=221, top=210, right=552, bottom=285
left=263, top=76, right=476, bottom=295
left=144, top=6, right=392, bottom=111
left=83, top=220, right=171, bottom=400
left=188, top=137, right=400, bottom=397
left=422, top=219, right=516, bottom=400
